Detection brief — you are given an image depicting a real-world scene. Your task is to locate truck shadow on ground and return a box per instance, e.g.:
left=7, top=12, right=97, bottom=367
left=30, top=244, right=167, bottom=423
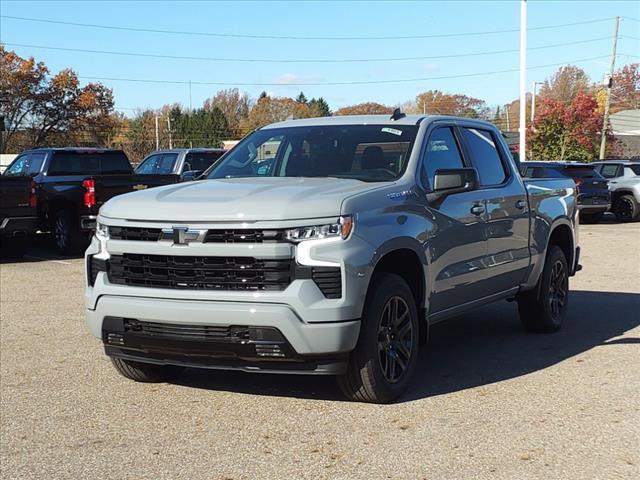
left=0, top=234, right=85, bottom=263
left=173, top=290, right=640, bottom=403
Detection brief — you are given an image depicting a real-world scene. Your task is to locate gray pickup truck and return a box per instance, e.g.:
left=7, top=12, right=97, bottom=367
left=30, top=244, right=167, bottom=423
left=85, top=113, right=580, bottom=403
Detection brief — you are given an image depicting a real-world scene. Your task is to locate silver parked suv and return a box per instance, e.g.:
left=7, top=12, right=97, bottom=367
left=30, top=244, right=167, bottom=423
left=593, top=160, right=640, bottom=222
left=85, top=113, right=580, bottom=403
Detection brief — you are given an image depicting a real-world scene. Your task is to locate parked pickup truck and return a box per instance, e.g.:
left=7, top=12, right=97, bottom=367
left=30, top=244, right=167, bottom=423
left=521, top=161, right=610, bottom=223
left=592, top=160, right=640, bottom=222
left=0, top=176, right=38, bottom=258
left=85, top=114, right=581, bottom=403
left=135, top=148, right=226, bottom=181
left=3, top=148, right=178, bottom=254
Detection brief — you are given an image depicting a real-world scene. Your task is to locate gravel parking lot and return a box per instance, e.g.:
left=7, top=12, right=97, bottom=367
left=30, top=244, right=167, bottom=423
left=1, top=219, right=639, bottom=480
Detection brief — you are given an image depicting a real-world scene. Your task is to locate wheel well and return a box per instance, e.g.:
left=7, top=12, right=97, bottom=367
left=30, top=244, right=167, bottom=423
left=548, top=224, right=573, bottom=265
left=611, top=190, right=634, bottom=203
left=372, top=249, right=425, bottom=310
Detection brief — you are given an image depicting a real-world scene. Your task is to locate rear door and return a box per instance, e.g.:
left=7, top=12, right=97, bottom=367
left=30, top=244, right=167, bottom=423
left=458, top=126, right=530, bottom=294
left=420, top=125, right=491, bottom=313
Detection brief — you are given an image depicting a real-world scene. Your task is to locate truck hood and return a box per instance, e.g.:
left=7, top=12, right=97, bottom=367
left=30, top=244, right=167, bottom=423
left=100, top=177, right=387, bottom=222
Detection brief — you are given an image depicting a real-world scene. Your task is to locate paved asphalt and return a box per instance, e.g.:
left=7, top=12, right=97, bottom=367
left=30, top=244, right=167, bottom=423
left=1, top=218, right=638, bottom=479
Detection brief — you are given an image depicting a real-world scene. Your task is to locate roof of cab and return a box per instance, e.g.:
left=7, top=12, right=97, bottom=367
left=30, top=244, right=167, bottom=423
left=260, top=114, right=498, bottom=129
left=522, top=161, right=593, bottom=168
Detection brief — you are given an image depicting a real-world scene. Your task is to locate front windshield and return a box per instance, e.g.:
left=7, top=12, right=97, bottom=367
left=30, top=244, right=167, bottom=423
left=206, top=125, right=418, bottom=182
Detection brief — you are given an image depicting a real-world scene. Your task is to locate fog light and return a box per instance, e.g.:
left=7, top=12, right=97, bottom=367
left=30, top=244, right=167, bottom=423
left=106, top=333, right=125, bottom=346
left=255, top=343, right=285, bottom=358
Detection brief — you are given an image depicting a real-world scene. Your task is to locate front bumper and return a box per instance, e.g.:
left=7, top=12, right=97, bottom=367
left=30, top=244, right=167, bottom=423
left=87, top=295, right=359, bottom=374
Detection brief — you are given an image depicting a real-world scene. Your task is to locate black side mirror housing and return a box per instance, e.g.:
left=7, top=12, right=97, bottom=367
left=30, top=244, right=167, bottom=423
left=181, top=170, right=203, bottom=181
left=427, top=168, right=478, bottom=204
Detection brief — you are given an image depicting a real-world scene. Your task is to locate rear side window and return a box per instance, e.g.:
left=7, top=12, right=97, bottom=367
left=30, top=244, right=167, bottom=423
left=421, top=127, right=464, bottom=189
left=136, top=153, right=179, bottom=174
left=598, top=164, right=620, bottom=178
left=27, top=153, right=46, bottom=175
left=460, top=128, right=506, bottom=186
left=48, top=151, right=132, bottom=175
left=184, top=151, right=225, bottom=172
left=625, top=165, right=640, bottom=176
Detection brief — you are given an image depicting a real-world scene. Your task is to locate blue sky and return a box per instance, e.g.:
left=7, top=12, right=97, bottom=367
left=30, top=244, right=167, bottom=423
left=1, top=0, right=639, bottom=115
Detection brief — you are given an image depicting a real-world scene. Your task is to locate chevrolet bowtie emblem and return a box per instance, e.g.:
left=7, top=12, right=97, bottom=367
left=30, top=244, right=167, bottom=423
left=160, top=227, right=207, bottom=245
left=132, top=184, right=148, bottom=191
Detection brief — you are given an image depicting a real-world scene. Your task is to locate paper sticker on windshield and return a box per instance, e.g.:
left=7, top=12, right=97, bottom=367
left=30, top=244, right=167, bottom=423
left=381, top=127, right=403, bottom=136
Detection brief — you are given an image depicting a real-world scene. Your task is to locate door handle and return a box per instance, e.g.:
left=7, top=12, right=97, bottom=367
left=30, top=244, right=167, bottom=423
left=515, top=199, right=527, bottom=209
left=471, top=204, right=485, bottom=215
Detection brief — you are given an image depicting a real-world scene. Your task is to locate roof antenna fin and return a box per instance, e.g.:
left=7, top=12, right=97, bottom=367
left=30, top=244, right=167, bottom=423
left=390, top=108, right=406, bottom=121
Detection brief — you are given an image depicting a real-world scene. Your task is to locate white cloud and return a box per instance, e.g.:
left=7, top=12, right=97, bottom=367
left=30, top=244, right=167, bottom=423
left=275, top=73, right=324, bottom=86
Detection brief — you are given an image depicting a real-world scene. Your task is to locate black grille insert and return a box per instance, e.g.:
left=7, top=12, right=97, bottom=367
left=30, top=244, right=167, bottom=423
left=204, top=229, right=285, bottom=243
left=312, top=267, right=342, bottom=299
left=109, top=226, right=162, bottom=241
left=108, top=253, right=293, bottom=291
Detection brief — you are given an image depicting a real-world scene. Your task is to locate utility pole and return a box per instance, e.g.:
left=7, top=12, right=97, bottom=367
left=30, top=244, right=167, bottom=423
left=189, top=80, right=193, bottom=111
left=518, top=0, right=527, bottom=162
left=505, top=104, right=511, bottom=131
left=154, top=115, right=160, bottom=150
left=166, top=116, right=173, bottom=149
left=599, top=16, right=620, bottom=160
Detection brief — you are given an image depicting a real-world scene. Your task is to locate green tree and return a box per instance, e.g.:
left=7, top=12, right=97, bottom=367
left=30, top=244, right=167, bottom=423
left=295, top=92, right=308, bottom=104
left=308, top=97, right=331, bottom=116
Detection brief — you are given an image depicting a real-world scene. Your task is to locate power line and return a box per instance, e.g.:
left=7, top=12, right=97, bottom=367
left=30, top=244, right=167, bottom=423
left=0, top=15, right=615, bottom=41
left=75, top=55, right=612, bottom=87
left=2, top=37, right=612, bottom=64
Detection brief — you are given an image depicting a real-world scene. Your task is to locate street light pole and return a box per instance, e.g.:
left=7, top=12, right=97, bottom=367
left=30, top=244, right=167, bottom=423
left=519, top=0, right=527, bottom=162
left=599, top=16, right=620, bottom=160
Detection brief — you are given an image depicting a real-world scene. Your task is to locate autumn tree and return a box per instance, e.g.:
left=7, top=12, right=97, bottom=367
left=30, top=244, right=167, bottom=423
left=333, top=102, right=393, bottom=115
left=240, top=94, right=320, bottom=131
left=528, top=91, right=611, bottom=161
left=539, top=65, right=591, bottom=104
left=0, top=46, right=116, bottom=153
left=203, top=88, right=251, bottom=137
left=609, top=63, right=640, bottom=113
left=413, top=90, right=489, bottom=118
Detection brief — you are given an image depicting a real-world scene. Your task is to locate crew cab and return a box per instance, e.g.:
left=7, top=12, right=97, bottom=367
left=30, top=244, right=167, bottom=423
left=521, top=161, right=610, bottom=223
left=135, top=148, right=226, bottom=181
left=85, top=114, right=580, bottom=403
left=592, top=160, right=640, bottom=222
left=3, top=148, right=178, bottom=254
left=0, top=176, right=38, bottom=258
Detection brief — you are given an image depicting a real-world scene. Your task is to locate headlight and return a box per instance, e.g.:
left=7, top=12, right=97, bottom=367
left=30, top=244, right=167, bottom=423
left=285, top=216, right=353, bottom=242
left=95, top=222, right=109, bottom=241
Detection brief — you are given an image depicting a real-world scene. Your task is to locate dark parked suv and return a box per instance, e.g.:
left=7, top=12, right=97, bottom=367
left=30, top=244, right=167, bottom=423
left=521, top=161, right=610, bottom=223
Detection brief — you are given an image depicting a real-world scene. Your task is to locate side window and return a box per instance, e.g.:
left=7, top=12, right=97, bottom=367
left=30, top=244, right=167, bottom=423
left=27, top=153, right=46, bottom=175
left=4, top=154, right=30, bottom=176
left=156, top=154, right=178, bottom=174
left=421, top=127, right=464, bottom=189
left=460, top=128, right=507, bottom=186
left=136, top=155, right=160, bottom=174
left=599, top=164, right=620, bottom=178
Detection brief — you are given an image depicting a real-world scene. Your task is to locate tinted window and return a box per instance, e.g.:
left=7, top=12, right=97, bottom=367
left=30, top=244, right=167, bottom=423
left=562, top=166, right=602, bottom=179
left=460, top=128, right=506, bottom=186
left=208, top=125, right=417, bottom=182
left=4, top=154, right=29, bottom=176
left=156, top=154, right=178, bottom=174
left=184, top=151, right=225, bottom=172
left=27, top=152, right=46, bottom=175
left=48, top=151, right=132, bottom=175
left=135, top=154, right=161, bottom=174
left=599, top=164, right=620, bottom=178
left=421, top=127, right=464, bottom=189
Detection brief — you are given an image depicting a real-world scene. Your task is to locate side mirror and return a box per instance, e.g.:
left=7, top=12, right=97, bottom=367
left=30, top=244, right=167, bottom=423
left=181, top=170, right=203, bottom=181
left=427, top=168, right=478, bottom=204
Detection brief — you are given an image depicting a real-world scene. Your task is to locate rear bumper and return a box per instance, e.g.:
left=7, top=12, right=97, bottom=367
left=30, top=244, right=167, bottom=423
left=578, top=203, right=610, bottom=214
left=86, top=295, right=360, bottom=375
left=0, top=216, right=38, bottom=236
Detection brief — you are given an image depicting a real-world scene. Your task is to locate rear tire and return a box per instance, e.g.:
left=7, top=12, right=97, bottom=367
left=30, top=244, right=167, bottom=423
left=338, top=273, right=419, bottom=403
left=613, top=194, right=639, bottom=222
left=518, top=245, right=569, bottom=333
left=53, top=210, right=86, bottom=255
left=579, top=212, right=603, bottom=224
left=110, top=357, right=184, bottom=383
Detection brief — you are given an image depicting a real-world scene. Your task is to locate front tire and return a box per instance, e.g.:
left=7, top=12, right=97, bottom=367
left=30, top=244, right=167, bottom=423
left=110, top=357, right=184, bottom=383
left=613, top=194, right=639, bottom=222
left=518, top=245, right=569, bottom=333
left=338, top=273, right=419, bottom=403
